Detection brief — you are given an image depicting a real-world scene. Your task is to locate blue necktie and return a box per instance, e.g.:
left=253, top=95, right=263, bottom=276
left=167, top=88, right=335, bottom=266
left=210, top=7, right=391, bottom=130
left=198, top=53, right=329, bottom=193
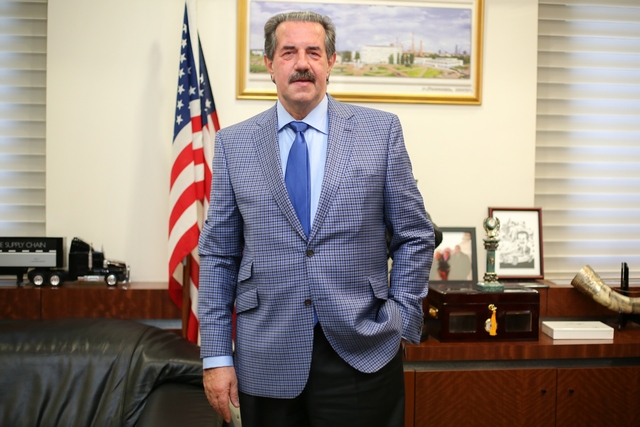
left=285, top=121, right=310, bottom=237
left=285, top=121, right=318, bottom=325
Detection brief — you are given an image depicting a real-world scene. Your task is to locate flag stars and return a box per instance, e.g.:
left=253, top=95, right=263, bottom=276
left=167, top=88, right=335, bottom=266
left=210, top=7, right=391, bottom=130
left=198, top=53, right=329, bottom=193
left=173, top=8, right=218, bottom=140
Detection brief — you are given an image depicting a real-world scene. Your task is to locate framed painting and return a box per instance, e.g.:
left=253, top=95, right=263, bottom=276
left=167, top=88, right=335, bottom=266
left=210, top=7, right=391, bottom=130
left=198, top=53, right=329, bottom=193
left=488, top=207, right=544, bottom=280
left=429, top=227, right=478, bottom=285
left=237, top=0, right=484, bottom=104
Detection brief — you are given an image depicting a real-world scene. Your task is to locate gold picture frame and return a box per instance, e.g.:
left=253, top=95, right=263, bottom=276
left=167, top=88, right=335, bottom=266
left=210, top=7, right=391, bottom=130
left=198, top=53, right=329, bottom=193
left=236, top=0, right=484, bottom=105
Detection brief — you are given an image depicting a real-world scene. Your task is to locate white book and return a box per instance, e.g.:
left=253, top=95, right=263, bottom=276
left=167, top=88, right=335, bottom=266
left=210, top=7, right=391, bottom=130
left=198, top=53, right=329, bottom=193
left=541, top=321, right=614, bottom=340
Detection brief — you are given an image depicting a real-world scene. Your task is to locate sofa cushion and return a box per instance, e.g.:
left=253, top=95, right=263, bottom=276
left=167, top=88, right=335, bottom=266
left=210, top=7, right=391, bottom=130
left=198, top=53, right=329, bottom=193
left=0, top=318, right=204, bottom=427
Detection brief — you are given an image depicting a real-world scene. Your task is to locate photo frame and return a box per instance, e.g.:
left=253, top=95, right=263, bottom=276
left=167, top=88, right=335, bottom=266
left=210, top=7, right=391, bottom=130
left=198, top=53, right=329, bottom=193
left=488, top=207, right=544, bottom=280
left=429, top=227, right=478, bottom=285
left=237, top=0, right=484, bottom=105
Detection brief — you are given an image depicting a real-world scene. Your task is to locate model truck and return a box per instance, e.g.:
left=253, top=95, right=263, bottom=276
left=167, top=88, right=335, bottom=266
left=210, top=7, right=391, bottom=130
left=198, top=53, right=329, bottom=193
left=0, top=237, right=130, bottom=286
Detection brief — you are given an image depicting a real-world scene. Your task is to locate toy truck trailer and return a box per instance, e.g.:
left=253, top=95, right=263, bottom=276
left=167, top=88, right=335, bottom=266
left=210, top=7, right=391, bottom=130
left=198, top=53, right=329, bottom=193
left=0, top=237, right=130, bottom=286
left=0, top=237, right=63, bottom=284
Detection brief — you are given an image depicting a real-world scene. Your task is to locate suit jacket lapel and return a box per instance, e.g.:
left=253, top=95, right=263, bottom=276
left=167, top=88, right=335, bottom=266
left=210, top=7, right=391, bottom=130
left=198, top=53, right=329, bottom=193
left=310, top=96, right=355, bottom=240
left=253, top=106, right=308, bottom=239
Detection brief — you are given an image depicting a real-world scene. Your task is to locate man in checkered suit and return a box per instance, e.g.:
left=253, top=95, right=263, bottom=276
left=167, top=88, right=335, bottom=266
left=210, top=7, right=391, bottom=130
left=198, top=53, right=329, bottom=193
left=198, top=10, right=434, bottom=427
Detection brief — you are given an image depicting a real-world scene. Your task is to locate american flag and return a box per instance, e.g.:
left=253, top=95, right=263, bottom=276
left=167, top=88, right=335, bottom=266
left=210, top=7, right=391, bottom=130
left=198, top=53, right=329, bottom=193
left=169, top=4, right=219, bottom=343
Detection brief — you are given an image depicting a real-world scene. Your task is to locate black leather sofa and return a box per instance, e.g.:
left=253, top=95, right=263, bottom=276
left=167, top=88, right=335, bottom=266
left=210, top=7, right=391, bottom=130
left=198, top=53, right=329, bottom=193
left=0, top=318, right=222, bottom=427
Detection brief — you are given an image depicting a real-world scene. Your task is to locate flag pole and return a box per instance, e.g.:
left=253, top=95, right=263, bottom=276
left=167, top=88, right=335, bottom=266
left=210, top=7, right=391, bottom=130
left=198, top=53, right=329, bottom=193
left=181, top=257, right=192, bottom=338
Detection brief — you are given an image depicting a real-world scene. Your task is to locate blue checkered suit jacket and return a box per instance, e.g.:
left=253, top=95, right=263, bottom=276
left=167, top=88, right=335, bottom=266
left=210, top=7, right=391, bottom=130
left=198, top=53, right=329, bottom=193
left=198, top=95, right=434, bottom=398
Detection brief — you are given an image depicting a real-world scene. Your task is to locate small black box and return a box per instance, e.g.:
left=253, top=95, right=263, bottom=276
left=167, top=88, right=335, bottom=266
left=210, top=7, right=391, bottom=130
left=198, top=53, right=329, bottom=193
left=425, top=283, right=539, bottom=342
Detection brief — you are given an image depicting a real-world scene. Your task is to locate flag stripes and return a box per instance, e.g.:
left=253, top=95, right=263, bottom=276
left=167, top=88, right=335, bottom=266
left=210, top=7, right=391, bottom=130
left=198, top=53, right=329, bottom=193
left=169, top=3, right=218, bottom=343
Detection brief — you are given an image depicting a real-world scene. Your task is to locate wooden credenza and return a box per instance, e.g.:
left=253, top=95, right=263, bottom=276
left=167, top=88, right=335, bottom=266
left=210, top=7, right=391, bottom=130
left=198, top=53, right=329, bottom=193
left=404, top=326, right=640, bottom=427
left=0, top=281, right=181, bottom=322
left=403, top=281, right=640, bottom=427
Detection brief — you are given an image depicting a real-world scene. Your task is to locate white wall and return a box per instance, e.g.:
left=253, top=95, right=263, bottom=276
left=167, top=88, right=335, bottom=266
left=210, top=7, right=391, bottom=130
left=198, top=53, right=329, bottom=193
left=46, top=0, right=539, bottom=282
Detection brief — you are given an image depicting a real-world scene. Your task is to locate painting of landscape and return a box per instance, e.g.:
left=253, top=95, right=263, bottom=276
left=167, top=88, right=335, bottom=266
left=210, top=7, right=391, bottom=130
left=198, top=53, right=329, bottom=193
left=237, top=0, right=484, bottom=104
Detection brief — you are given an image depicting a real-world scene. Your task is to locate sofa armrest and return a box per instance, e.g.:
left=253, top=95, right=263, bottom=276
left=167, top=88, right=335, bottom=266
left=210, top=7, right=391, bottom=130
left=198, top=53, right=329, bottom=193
left=0, top=318, right=208, bottom=427
left=136, top=383, right=223, bottom=427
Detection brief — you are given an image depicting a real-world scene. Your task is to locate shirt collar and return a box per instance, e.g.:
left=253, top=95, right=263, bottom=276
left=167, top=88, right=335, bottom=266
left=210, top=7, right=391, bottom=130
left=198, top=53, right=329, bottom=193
left=277, top=95, right=328, bottom=134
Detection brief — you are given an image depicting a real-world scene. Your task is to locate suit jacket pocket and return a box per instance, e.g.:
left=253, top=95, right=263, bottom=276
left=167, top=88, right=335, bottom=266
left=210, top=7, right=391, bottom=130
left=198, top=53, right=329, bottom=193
left=368, top=273, right=389, bottom=300
left=238, top=259, right=253, bottom=282
left=237, top=259, right=257, bottom=314
left=236, top=287, right=258, bottom=314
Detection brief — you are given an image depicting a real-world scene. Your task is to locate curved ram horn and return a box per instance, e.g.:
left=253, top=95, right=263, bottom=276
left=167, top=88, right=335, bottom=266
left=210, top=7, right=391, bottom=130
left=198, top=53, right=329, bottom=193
left=571, top=265, right=640, bottom=314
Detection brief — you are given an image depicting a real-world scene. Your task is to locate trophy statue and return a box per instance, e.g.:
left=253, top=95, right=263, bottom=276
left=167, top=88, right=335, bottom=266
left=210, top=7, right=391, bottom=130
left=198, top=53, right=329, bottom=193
left=476, top=216, right=504, bottom=291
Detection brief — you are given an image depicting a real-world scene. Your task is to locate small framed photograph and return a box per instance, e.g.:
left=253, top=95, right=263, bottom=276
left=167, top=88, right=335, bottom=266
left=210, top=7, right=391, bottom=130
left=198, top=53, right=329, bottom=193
left=429, top=227, right=478, bottom=285
left=488, top=207, right=544, bottom=280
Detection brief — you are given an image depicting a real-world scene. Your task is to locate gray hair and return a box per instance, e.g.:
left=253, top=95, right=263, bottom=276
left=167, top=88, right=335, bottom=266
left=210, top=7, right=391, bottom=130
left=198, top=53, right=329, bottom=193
left=263, top=11, right=336, bottom=61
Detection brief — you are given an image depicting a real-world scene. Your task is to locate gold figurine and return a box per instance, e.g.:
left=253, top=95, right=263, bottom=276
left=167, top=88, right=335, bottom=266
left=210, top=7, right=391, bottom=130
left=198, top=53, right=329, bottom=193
left=484, top=304, right=498, bottom=336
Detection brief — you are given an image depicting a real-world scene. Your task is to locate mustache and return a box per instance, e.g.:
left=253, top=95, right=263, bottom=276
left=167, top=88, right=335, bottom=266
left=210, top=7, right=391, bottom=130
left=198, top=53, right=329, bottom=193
left=288, top=70, right=316, bottom=84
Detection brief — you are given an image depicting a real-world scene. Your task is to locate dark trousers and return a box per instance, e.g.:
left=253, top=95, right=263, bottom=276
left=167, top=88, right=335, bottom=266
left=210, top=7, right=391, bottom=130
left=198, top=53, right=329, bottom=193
left=239, top=325, right=405, bottom=427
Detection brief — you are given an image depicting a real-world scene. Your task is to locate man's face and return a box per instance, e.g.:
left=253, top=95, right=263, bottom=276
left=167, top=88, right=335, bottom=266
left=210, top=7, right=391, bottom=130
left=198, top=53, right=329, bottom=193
left=264, top=21, right=336, bottom=119
left=517, top=232, right=528, bottom=245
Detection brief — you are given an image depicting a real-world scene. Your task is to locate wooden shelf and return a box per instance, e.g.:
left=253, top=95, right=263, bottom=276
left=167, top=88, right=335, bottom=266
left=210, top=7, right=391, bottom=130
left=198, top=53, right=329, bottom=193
left=407, top=320, right=640, bottom=362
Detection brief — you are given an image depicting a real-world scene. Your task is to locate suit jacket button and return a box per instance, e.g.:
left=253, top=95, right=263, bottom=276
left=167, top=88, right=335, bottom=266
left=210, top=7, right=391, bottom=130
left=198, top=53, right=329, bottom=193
left=306, top=250, right=314, bottom=257
left=304, top=299, right=312, bottom=306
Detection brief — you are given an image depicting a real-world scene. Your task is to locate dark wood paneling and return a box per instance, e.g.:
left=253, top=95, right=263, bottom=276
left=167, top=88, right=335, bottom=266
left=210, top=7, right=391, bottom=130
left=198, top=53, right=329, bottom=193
left=404, top=370, right=415, bottom=427
left=545, top=285, right=614, bottom=317
left=0, top=282, right=181, bottom=321
left=415, top=369, right=557, bottom=427
left=39, top=282, right=181, bottom=319
left=557, top=366, right=640, bottom=427
left=0, top=287, right=41, bottom=319
left=537, top=286, right=548, bottom=317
